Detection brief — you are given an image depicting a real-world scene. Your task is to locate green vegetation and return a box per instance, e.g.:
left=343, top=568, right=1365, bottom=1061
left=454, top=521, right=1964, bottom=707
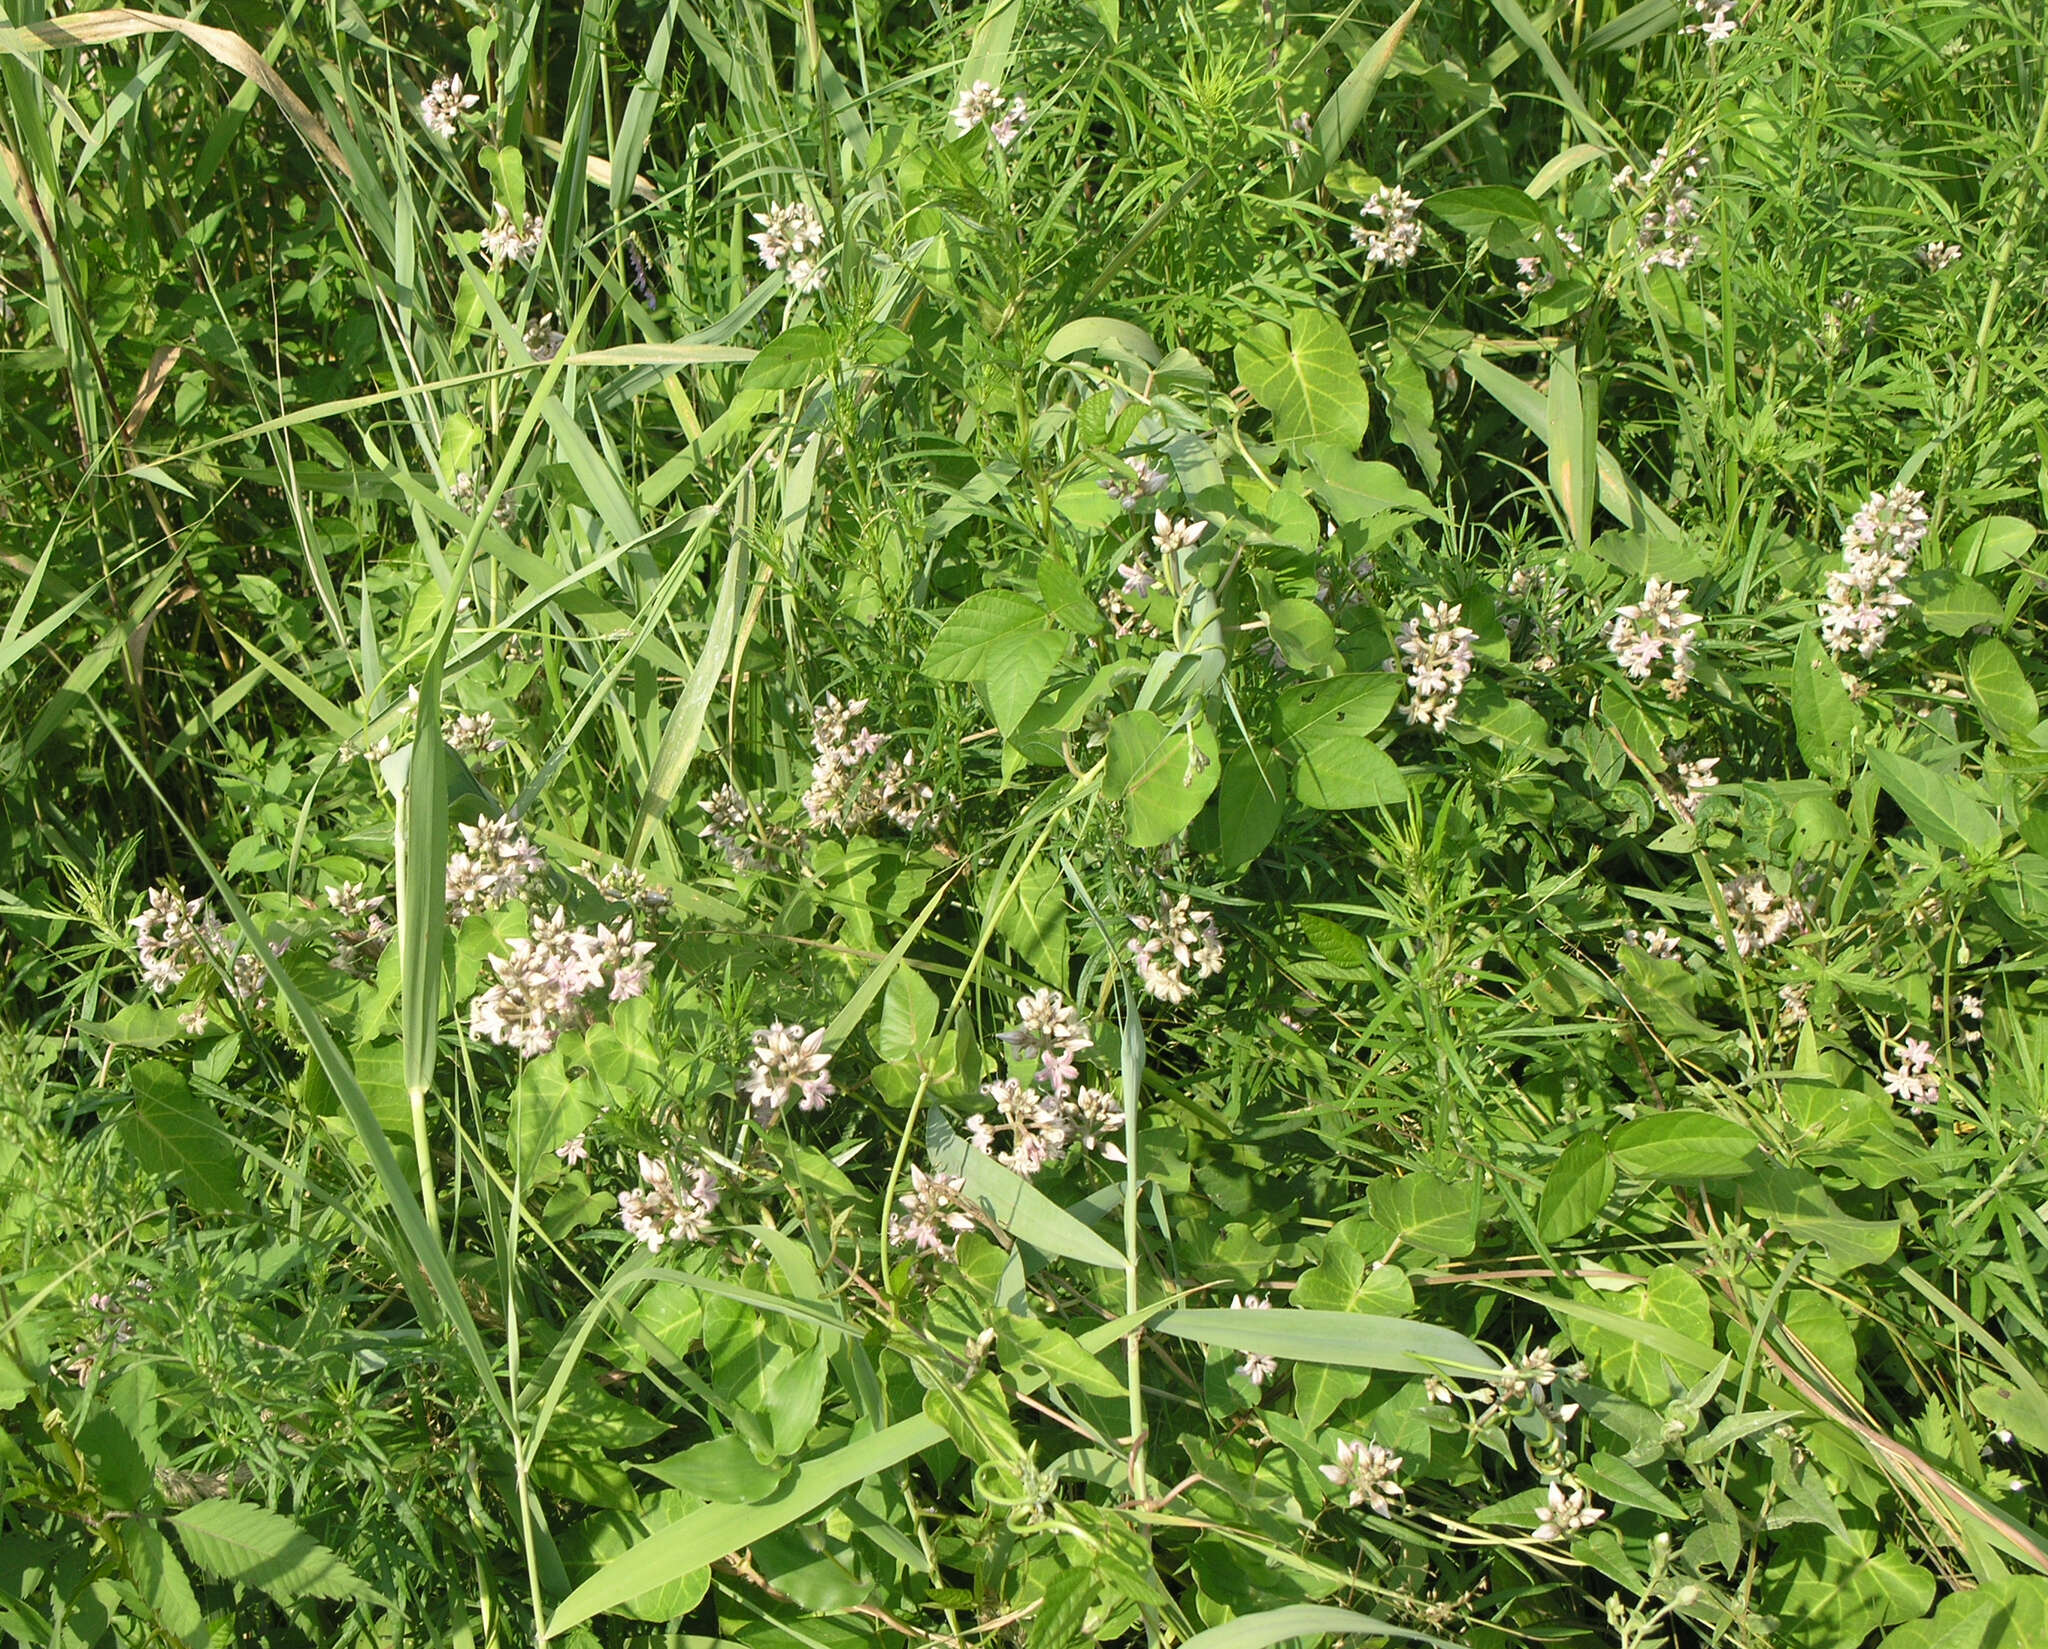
left=5, top=0, right=2048, bottom=1644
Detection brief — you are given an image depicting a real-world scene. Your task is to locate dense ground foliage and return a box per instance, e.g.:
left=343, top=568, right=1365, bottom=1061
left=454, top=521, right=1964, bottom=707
left=6, top=0, right=2048, bottom=1643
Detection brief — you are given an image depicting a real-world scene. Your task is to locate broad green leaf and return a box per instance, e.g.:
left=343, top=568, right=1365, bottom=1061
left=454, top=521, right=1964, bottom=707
left=1152, top=1308, right=1495, bottom=1377
left=1566, top=1265, right=1718, bottom=1401
left=1968, top=637, right=2038, bottom=740
left=1538, top=1134, right=1614, bottom=1243
left=1911, top=568, right=2004, bottom=637
left=1216, top=747, right=1285, bottom=866
left=1424, top=185, right=1546, bottom=242
left=992, top=853, right=1069, bottom=982
left=1234, top=310, right=1373, bottom=448
left=1609, top=1112, right=1760, bottom=1180
left=928, top=1111, right=1127, bottom=1270
left=511, top=1053, right=601, bottom=1180
left=1762, top=1527, right=1935, bottom=1649
left=1267, top=598, right=1339, bottom=671
left=1953, top=514, right=2036, bottom=576
left=1301, top=447, right=1441, bottom=523
left=1038, top=555, right=1105, bottom=636
left=1547, top=346, right=1597, bottom=551
left=1868, top=750, right=2002, bottom=855
left=564, top=1494, right=712, bottom=1623
left=875, top=966, right=944, bottom=1067
left=1790, top=626, right=1859, bottom=780
left=1043, top=316, right=1160, bottom=367
left=1368, top=1172, right=1480, bottom=1256
left=1179, top=1605, right=1455, bottom=1649
left=122, top=1523, right=203, bottom=1639
left=738, top=324, right=834, bottom=392
left=116, top=1060, right=242, bottom=1213
left=173, top=1500, right=368, bottom=1603
left=924, top=591, right=1068, bottom=716
left=547, top=1414, right=947, bottom=1634
left=1595, top=529, right=1706, bottom=583
left=1739, top=1167, right=1899, bottom=1273
left=1879, top=1576, right=2048, bottom=1649
left=1104, top=710, right=1220, bottom=847
left=1278, top=674, right=1405, bottom=810
left=1298, top=3, right=1420, bottom=193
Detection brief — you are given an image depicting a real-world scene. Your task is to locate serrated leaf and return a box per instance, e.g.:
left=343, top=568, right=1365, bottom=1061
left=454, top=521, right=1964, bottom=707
left=1234, top=310, right=1373, bottom=448
left=173, top=1500, right=367, bottom=1603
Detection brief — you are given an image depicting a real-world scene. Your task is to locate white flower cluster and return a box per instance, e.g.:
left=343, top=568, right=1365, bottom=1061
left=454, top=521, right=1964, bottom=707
left=132, top=884, right=227, bottom=993
left=480, top=206, right=544, bottom=266
left=1615, top=145, right=1705, bottom=271
left=801, top=694, right=934, bottom=836
left=698, top=782, right=770, bottom=870
left=326, top=881, right=392, bottom=977
left=746, top=1022, right=835, bottom=1127
left=889, top=1164, right=976, bottom=1258
left=1322, top=1439, right=1405, bottom=1515
left=1606, top=579, right=1700, bottom=697
left=1881, top=1036, right=1940, bottom=1111
left=969, top=989, right=1123, bottom=1176
left=967, top=1075, right=1123, bottom=1179
left=1514, top=224, right=1583, bottom=296
left=445, top=710, right=505, bottom=756
left=1533, top=1481, right=1606, bottom=1541
left=1624, top=925, right=1680, bottom=960
left=1351, top=184, right=1424, bottom=267
left=1715, top=873, right=1806, bottom=957
left=1683, top=0, right=1741, bottom=43
left=1820, top=484, right=1926, bottom=659
left=749, top=200, right=828, bottom=294
left=468, top=907, right=654, bottom=1058
left=1229, top=1292, right=1278, bottom=1387
left=951, top=80, right=1029, bottom=147
left=1920, top=241, right=1963, bottom=272
left=618, top=1152, right=721, bottom=1252
left=1127, top=895, right=1224, bottom=1004
left=523, top=312, right=566, bottom=361
left=418, top=74, right=478, bottom=139
left=445, top=815, right=546, bottom=921
left=580, top=861, right=672, bottom=916
left=1098, top=457, right=1168, bottom=510
left=1671, top=755, right=1721, bottom=821
left=1395, top=600, right=1477, bottom=731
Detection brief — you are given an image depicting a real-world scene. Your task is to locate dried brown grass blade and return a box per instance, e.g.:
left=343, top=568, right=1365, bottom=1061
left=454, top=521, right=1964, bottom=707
left=0, top=11, right=352, bottom=181
left=120, top=345, right=182, bottom=447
